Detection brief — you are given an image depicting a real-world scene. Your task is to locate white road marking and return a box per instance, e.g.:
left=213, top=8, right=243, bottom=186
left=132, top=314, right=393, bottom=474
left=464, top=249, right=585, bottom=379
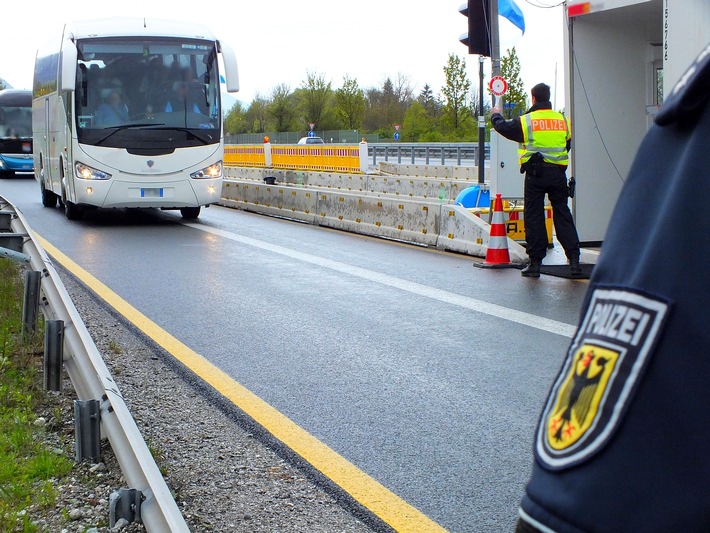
left=185, top=222, right=577, bottom=338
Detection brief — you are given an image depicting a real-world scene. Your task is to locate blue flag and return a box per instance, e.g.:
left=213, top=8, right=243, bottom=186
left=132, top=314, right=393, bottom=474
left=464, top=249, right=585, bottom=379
left=499, top=0, right=526, bottom=34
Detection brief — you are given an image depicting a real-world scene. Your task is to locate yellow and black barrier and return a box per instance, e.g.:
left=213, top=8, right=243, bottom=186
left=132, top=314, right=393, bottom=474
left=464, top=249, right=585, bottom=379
left=469, top=204, right=553, bottom=245
left=224, top=142, right=369, bottom=174
left=224, top=145, right=267, bottom=168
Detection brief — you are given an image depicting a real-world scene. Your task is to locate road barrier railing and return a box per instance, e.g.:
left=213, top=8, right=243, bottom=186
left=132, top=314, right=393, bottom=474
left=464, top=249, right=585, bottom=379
left=0, top=196, right=190, bottom=532
left=368, top=142, right=489, bottom=166
left=225, top=143, right=369, bottom=174
left=224, top=145, right=267, bottom=168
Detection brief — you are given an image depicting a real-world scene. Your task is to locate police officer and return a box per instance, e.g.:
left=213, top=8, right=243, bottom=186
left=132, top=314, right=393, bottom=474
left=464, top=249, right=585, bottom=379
left=516, top=43, right=710, bottom=532
left=490, top=83, right=581, bottom=278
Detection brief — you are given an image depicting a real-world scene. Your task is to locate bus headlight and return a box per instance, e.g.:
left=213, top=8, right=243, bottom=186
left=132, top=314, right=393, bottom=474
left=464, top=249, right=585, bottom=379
left=75, top=162, right=112, bottom=180
left=190, top=161, right=222, bottom=179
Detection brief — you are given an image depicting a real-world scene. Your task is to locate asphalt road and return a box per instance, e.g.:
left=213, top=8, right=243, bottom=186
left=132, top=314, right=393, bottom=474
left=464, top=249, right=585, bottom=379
left=1, top=176, right=589, bottom=532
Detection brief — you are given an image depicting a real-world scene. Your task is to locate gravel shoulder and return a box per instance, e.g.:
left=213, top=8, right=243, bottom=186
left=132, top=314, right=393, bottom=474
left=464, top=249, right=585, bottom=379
left=31, top=265, right=386, bottom=532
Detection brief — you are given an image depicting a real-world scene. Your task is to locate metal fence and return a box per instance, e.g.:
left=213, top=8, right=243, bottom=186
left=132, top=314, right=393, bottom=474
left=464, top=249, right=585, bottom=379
left=368, top=143, right=490, bottom=166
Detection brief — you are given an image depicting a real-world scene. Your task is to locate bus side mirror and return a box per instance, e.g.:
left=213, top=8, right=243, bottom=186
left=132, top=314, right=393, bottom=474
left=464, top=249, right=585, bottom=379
left=217, top=40, right=239, bottom=93
left=60, top=40, right=77, bottom=92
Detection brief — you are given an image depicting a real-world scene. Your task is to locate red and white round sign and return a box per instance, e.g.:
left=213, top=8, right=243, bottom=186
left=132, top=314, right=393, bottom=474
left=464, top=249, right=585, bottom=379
left=489, top=76, right=508, bottom=97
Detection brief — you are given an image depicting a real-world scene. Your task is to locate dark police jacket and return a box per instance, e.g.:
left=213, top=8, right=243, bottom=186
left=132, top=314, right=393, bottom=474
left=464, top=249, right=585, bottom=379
left=517, top=43, right=710, bottom=533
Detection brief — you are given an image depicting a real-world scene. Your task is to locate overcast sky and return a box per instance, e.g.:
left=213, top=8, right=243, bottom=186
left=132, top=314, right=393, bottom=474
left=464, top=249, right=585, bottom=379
left=0, top=1, right=566, bottom=108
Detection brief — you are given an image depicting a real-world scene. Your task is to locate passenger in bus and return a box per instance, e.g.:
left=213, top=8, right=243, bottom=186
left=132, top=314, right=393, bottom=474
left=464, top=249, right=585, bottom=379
left=139, top=57, right=171, bottom=114
left=95, top=90, right=129, bottom=127
left=165, top=81, right=202, bottom=114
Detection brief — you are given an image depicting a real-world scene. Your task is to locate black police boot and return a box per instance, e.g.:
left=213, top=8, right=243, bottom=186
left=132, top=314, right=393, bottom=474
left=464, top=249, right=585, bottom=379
left=569, top=256, right=583, bottom=278
left=521, top=260, right=541, bottom=278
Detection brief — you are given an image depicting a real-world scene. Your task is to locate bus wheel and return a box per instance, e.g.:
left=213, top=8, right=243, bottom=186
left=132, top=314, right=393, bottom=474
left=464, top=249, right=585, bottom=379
left=180, top=207, right=201, bottom=219
left=64, top=200, right=84, bottom=220
left=40, top=181, right=57, bottom=208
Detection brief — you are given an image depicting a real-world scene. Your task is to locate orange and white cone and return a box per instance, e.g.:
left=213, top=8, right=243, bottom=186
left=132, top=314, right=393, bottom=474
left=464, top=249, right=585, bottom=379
left=482, top=193, right=513, bottom=267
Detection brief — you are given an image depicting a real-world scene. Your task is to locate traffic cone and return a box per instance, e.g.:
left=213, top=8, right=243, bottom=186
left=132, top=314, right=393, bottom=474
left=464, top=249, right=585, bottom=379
left=478, top=193, right=514, bottom=268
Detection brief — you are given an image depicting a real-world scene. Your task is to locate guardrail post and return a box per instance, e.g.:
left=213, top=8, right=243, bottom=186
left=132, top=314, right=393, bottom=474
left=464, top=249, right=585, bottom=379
left=44, top=319, right=64, bottom=391
left=74, top=399, right=101, bottom=462
left=110, top=488, right=143, bottom=527
left=21, top=270, right=42, bottom=342
left=425, top=146, right=430, bottom=165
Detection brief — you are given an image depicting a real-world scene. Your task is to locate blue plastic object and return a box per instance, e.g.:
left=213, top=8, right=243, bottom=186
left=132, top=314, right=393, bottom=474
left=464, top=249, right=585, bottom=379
left=455, top=185, right=490, bottom=208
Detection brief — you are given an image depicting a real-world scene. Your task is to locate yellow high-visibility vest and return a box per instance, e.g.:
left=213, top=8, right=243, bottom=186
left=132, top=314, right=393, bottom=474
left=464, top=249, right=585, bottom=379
left=518, top=109, right=571, bottom=166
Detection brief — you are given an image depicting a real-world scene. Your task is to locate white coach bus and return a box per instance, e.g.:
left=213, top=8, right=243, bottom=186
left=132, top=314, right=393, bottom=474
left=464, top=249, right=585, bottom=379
left=33, top=17, right=238, bottom=220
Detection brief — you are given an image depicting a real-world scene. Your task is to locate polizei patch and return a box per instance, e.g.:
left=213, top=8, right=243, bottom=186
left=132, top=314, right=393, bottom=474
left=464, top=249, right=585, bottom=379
left=535, top=288, right=670, bottom=470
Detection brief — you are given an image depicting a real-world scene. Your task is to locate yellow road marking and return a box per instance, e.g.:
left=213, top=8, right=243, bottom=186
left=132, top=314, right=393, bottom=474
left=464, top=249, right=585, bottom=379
left=37, top=234, right=448, bottom=533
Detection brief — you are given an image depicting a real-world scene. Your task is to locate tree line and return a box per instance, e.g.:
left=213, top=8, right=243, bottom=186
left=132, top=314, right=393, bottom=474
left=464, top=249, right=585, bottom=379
left=224, top=48, right=529, bottom=142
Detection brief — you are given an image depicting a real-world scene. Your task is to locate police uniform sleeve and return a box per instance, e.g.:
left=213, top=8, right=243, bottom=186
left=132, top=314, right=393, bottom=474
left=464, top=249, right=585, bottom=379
left=517, top=42, right=710, bottom=533
left=491, top=113, right=524, bottom=143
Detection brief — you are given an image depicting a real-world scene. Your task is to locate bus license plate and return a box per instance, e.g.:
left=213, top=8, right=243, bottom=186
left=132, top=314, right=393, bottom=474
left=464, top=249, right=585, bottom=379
left=141, top=188, right=163, bottom=198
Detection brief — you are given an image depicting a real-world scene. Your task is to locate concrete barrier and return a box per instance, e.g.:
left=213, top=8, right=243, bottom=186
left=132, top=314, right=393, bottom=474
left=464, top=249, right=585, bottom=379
left=437, top=205, right=527, bottom=262
left=221, top=180, right=318, bottom=224
left=316, top=190, right=440, bottom=246
left=220, top=167, right=527, bottom=262
left=227, top=167, right=477, bottom=203
left=378, top=161, right=488, bottom=181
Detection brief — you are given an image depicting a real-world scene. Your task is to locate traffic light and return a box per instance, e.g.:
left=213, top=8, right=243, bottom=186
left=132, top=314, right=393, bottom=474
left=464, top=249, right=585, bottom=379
left=459, top=0, right=491, bottom=57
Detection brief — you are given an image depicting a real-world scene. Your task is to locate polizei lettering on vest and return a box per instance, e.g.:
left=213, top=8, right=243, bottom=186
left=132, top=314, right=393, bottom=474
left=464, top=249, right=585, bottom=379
left=584, top=303, right=651, bottom=346
left=531, top=119, right=567, bottom=131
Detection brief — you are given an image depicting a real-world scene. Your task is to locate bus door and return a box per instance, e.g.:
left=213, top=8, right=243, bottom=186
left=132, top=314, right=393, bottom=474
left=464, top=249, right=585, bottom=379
left=42, top=97, right=57, bottom=193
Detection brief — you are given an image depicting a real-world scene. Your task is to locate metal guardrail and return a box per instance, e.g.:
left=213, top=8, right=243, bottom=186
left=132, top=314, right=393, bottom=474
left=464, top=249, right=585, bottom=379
left=368, top=142, right=490, bottom=166
left=0, top=196, right=189, bottom=532
left=225, top=141, right=491, bottom=168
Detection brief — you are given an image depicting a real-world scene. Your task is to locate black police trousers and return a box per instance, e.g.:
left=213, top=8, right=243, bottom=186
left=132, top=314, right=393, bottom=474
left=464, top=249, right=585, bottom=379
left=524, top=164, right=580, bottom=262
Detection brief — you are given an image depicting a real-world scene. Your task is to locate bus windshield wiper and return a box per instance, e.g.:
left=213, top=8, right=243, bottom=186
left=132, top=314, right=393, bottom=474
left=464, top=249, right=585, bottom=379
left=147, top=127, right=215, bottom=145
left=94, top=123, right=166, bottom=145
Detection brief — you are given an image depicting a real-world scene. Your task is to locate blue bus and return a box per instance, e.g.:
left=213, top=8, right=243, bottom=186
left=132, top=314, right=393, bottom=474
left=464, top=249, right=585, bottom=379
left=0, top=89, right=33, bottom=178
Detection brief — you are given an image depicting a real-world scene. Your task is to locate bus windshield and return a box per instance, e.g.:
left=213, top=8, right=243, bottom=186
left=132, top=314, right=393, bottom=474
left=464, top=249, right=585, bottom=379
left=0, top=92, right=32, bottom=139
left=74, top=37, right=221, bottom=151
left=0, top=90, right=33, bottom=177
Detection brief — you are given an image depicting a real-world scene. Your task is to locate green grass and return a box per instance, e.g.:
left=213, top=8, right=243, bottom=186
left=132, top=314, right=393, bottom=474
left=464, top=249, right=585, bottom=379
left=0, top=259, right=73, bottom=532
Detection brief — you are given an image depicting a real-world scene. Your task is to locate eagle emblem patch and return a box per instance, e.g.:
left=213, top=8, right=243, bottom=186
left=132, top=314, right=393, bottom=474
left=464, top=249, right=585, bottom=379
left=536, top=288, right=670, bottom=470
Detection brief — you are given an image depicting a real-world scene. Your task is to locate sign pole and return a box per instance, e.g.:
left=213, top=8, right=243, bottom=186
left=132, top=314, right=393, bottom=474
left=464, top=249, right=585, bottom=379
left=490, top=0, right=501, bottom=78
left=482, top=0, right=501, bottom=184
left=478, top=55, right=485, bottom=185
